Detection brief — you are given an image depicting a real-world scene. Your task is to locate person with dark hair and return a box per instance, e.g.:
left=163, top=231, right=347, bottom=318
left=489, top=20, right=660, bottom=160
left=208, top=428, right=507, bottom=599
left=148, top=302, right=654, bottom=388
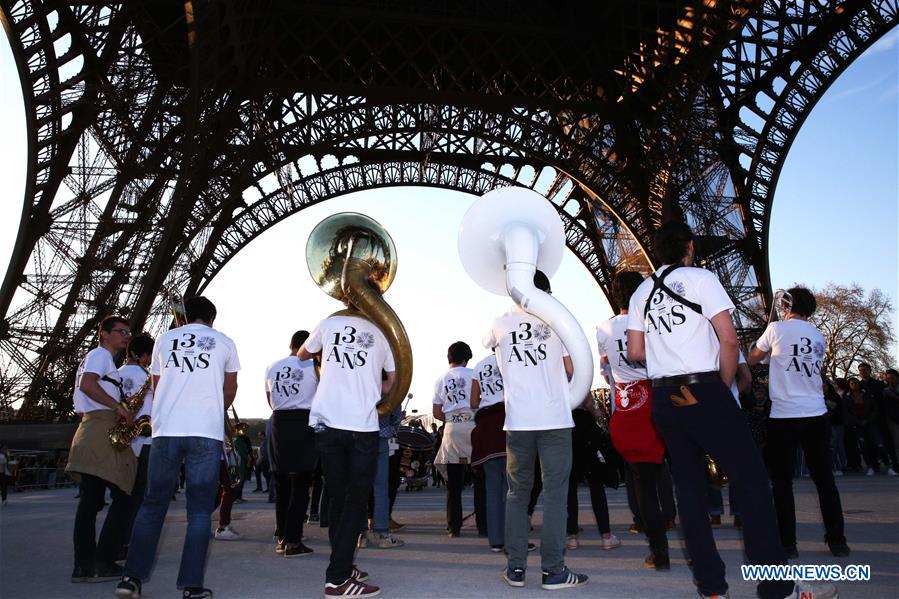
left=628, top=222, right=831, bottom=599
left=117, top=296, right=240, bottom=599
left=856, top=362, right=898, bottom=475
left=433, top=340, right=479, bottom=538
left=596, top=271, right=667, bottom=568
left=365, top=403, right=405, bottom=548
left=263, top=329, right=319, bottom=557
left=66, top=315, right=136, bottom=583
left=749, top=286, right=850, bottom=558
left=485, top=270, right=588, bottom=590
left=119, top=333, right=156, bottom=550
left=846, top=377, right=893, bottom=475
left=297, top=295, right=396, bottom=598
left=471, top=350, right=508, bottom=551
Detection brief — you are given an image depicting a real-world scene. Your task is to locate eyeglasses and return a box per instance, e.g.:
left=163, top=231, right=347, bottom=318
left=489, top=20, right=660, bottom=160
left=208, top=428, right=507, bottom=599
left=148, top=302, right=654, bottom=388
left=110, top=328, right=132, bottom=337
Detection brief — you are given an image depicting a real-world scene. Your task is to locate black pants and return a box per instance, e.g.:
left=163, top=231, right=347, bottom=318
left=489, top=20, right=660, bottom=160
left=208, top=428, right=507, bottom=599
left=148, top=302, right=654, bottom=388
left=630, top=462, right=669, bottom=558
left=0, top=473, right=8, bottom=501
left=316, top=426, right=378, bottom=585
left=310, top=461, right=324, bottom=517
left=125, top=445, right=151, bottom=545
left=652, top=380, right=792, bottom=599
left=445, top=464, right=465, bottom=533
left=255, top=460, right=270, bottom=492
left=73, top=473, right=132, bottom=570
left=626, top=459, right=676, bottom=526
left=765, top=415, right=846, bottom=547
left=274, top=470, right=312, bottom=544
left=473, top=469, right=487, bottom=534
left=566, top=474, right=611, bottom=536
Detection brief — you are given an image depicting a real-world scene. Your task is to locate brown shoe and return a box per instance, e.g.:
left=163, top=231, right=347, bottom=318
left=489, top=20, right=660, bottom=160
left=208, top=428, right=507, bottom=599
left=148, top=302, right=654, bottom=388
left=388, top=518, right=404, bottom=531
left=644, top=553, right=670, bottom=571
left=324, top=578, right=380, bottom=597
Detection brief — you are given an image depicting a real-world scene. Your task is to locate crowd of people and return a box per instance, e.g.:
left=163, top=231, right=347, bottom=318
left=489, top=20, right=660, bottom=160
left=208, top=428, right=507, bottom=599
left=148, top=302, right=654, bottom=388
left=52, top=220, right=898, bottom=599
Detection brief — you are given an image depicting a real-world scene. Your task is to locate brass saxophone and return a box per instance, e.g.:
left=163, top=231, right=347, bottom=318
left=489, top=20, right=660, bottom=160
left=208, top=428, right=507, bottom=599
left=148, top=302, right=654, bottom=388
left=108, top=368, right=153, bottom=450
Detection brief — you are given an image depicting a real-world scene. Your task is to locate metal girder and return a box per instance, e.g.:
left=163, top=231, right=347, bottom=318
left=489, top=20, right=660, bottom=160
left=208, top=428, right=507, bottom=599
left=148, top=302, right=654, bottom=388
left=0, top=0, right=895, bottom=420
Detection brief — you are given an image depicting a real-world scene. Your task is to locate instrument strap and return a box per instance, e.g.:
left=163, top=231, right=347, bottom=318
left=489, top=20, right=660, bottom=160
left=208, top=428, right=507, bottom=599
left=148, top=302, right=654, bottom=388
left=643, top=264, right=703, bottom=319
left=101, top=374, right=126, bottom=402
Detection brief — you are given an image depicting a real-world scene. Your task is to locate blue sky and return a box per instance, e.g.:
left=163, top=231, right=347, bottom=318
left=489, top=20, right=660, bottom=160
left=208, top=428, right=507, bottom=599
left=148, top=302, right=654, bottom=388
left=0, top=29, right=896, bottom=417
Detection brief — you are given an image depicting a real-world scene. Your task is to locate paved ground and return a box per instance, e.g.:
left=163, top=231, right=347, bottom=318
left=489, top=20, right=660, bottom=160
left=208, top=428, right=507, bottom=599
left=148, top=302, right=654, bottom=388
left=1, top=474, right=897, bottom=598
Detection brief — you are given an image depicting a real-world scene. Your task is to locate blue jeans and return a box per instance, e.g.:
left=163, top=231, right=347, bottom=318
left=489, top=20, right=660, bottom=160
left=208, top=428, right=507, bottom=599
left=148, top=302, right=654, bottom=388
left=372, top=437, right=390, bottom=533
left=484, top=457, right=507, bottom=546
left=124, top=436, right=221, bottom=589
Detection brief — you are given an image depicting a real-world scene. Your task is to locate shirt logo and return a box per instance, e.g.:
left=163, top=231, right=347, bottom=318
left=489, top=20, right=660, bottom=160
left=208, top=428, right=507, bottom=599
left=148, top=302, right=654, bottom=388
left=785, top=336, right=822, bottom=378
left=122, top=378, right=135, bottom=392
left=507, top=322, right=549, bottom=367
left=197, top=336, right=216, bottom=351
left=326, top=325, right=369, bottom=369
left=290, top=369, right=304, bottom=381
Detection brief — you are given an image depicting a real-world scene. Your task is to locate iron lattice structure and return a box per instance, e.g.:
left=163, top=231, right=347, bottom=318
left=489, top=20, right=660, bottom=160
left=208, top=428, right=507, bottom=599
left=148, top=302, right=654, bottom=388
left=0, top=0, right=895, bottom=420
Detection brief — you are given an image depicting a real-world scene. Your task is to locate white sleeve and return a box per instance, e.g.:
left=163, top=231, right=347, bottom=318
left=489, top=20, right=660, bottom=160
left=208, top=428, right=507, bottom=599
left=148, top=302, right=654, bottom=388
left=84, top=350, right=111, bottom=377
left=756, top=324, right=775, bottom=353
left=224, top=339, right=241, bottom=373
left=595, top=326, right=609, bottom=359
left=698, top=271, right=735, bottom=319
left=432, top=376, right=445, bottom=405
left=150, top=342, right=163, bottom=376
left=626, top=293, right=646, bottom=332
left=483, top=321, right=499, bottom=350
left=304, top=324, right=324, bottom=353
left=382, top=344, right=396, bottom=373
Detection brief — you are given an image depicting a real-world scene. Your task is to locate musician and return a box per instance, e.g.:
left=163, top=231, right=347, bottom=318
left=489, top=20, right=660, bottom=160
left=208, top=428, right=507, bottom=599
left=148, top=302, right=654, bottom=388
left=626, top=221, right=833, bottom=599
left=433, top=341, right=479, bottom=538
left=367, top=404, right=405, bottom=548
left=485, top=270, right=588, bottom=590
left=748, top=287, right=850, bottom=558
left=470, top=352, right=507, bottom=551
left=117, top=296, right=240, bottom=599
left=67, top=316, right=136, bottom=583
left=119, top=333, right=156, bottom=547
left=596, top=271, right=667, bottom=567
left=267, top=330, right=319, bottom=557
left=297, top=307, right=395, bottom=598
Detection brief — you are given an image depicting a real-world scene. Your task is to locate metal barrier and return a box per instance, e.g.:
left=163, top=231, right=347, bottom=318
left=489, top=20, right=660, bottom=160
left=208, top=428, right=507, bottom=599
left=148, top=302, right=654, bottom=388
left=12, top=467, right=76, bottom=491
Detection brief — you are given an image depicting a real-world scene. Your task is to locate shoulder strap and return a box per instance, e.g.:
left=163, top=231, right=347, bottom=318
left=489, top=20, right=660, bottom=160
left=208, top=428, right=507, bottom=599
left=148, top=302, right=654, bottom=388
left=642, top=264, right=704, bottom=318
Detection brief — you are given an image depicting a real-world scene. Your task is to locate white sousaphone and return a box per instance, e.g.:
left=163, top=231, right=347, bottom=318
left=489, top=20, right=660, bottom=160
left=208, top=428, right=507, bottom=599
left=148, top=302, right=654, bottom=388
left=457, top=187, right=593, bottom=408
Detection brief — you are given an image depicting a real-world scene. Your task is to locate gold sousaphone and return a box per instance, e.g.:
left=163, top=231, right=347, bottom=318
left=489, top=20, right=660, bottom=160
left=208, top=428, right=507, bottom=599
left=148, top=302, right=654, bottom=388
left=306, top=213, right=413, bottom=416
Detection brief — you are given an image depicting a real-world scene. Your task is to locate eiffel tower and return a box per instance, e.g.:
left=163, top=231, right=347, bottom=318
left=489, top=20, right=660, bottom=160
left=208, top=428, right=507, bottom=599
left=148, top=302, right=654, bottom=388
left=0, top=0, right=895, bottom=419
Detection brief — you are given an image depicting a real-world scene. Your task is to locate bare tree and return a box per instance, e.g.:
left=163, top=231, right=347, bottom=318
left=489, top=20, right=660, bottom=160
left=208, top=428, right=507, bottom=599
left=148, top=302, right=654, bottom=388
left=809, top=283, right=897, bottom=378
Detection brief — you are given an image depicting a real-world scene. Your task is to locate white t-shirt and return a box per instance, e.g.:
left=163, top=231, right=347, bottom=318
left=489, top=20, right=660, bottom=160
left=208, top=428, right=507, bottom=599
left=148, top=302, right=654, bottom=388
left=483, top=305, right=573, bottom=431
left=756, top=319, right=827, bottom=419
left=473, top=354, right=505, bottom=409
left=73, top=347, right=121, bottom=413
left=596, top=314, right=648, bottom=383
left=627, top=266, right=735, bottom=379
left=433, top=366, right=475, bottom=423
left=305, top=315, right=396, bottom=432
left=150, top=323, right=241, bottom=441
left=119, top=363, right=153, bottom=455
left=266, top=355, right=319, bottom=410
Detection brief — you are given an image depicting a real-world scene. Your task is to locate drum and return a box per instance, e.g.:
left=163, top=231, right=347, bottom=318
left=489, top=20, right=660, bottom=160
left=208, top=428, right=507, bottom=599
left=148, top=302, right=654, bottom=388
left=396, top=426, right=434, bottom=489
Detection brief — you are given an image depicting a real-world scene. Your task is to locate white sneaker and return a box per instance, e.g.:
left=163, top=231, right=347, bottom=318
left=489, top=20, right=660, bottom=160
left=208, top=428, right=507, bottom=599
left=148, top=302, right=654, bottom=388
left=357, top=533, right=368, bottom=549
left=601, top=533, right=621, bottom=550
left=866, top=468, right=876, bottom=476
left=214, top=525, right=241, bottom=540
left=566, top=534, right=579, bottom=550
left=786, top=581, right=838, bottom=599
left=887, top=468, right=898, bottom=476
left=376, top=533, right=404, bottom=549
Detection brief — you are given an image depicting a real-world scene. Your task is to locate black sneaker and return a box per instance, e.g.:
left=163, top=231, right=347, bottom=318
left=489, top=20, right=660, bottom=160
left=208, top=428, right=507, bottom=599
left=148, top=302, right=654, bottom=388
left=490, top=544, right=504, bottom=553
left=183, top=588, right=213, bottom=598
left=828, top=542, right=851, bottom=557
left=71, top=567, right=94, bottom=583
left=90, top=562, right=124, bottom=583
left=541, top=567, right=588, bottom=590
left=308, top=513, right=320, bottom=523
left=115, top=576, right=142, bottom=598
left=502, top=567, right=525, bottom=587
left=284, top=542, right=314, bottom=558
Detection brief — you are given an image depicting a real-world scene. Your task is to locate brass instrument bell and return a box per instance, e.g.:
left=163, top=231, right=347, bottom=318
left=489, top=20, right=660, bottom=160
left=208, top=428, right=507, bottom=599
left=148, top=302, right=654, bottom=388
left=306, top=212, right=412, bottom=417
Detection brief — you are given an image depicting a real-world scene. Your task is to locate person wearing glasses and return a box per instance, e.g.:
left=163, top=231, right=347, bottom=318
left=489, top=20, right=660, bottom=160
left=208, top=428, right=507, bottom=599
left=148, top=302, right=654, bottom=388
left=66, top=316, right=137, bottom=583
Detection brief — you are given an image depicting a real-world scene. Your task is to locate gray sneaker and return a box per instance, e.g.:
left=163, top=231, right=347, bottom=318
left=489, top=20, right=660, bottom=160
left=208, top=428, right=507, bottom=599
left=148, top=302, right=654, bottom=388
left=786, top=581, right=838, bottom=599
